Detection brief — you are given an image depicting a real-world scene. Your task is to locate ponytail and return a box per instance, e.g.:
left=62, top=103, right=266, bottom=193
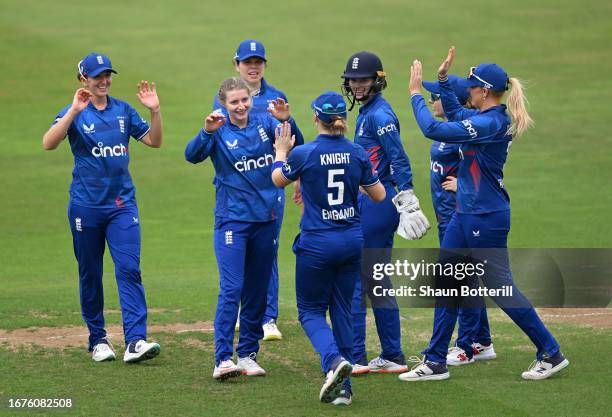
left=506, top=77, right=534, bottom=138
left=319, top=117, right=348, bottom=136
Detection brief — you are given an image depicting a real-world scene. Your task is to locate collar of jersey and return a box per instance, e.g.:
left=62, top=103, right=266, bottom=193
left=253, top=78, right=268, bottom=97
left=358, top=93, right=383, bottom=114
left=316, top=134, right=344, bottom=141
left=480, top=104, right=506, bottom=114
left=225, top=115, right=253, bottom=130
left=87, top=95, right=114, bottom=112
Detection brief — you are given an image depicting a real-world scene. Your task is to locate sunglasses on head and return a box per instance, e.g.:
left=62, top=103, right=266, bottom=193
left=468, top=66, right=494, bottom=89
left=320, top=102, right=347, bottom=114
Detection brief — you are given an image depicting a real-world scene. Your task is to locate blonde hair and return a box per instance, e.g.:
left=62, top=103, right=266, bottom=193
left=504, top=77, right=534, bottom=137
left=218, top=77, right=251, bottom=103
left=319, top=117, right=348, bottom=136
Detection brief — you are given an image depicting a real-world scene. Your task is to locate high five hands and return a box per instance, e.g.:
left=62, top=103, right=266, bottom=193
left=268, top=98, right=290, bottom=122
left=137, top=81, right=160, bottom=112
left=409, top=46, right=456, bottom=95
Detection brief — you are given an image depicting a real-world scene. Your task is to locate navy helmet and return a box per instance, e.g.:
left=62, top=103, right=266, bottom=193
left=341, top=51, right=387, bottom=110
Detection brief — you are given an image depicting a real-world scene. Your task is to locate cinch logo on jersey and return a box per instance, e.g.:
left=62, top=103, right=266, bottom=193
left=320, top=152, right=350, bottom=166
left=376, top=123, right=397, bottom=136
left=91, top=142, right=128, bottom=158
left=234, top=153, right=274, bottom=172
left=430, top=160, right=444, bottom=175
left=257, top=125, right=270, bottom=142
left=83, top=123, right=95, bottom=134
left=322, top=207, right=355, bottom=220
left=461, top=120, right=478, bottom=139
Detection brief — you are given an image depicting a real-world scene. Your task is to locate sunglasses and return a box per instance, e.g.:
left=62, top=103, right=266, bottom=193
left=320, top=102, right=347, bottom=114
left=429, top=93, right=441, bottom=103
left=468, top=66, right=493, bottom=89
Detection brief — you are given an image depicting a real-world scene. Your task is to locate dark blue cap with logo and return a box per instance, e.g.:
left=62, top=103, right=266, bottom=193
left=423, top=75, right=471, bottom=105
left=311, top=91, right=347, bottom=123
left=466, top=63, right=509, bottom=92
left=78, top=53, right=117, bottom=78
left=234, top=40, right=267, bottom=62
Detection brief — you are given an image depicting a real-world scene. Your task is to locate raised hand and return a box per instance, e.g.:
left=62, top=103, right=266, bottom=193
left=437, top=46, right=455, bottom=79
left=274, top=121, right=295, bottom=155
left=268, top=98, right=290, bottom=122
left=137, top=80, right=160, bottom=112
left=71, top=88, right=93, bottom=113
left=203, top=111, right=226, bottom=133
left=409, top=60, right=423, bottom=95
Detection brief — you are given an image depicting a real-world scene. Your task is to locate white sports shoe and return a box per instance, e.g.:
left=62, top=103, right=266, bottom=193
left=262, top=319, right=283, bottom=341
left=237, top=353, right=266, bottom=376
left=320, top=359, right=352, bottom=403
left=472, top=342, right=497, bottom=361
left=331, top=388, right=352, bottom=406
left=521, top=352, right=569, bottom=380
left=398, top=357, right=450, bottom=381
left=351, top=363, right=370, bottom=375
left=123, top=340, right=160, bottom=364
left=213, top=359, right=242, bottom=380
left=92, top=339, right=116, bottom=362
left=368, top=356, right=409, bottom=373
left=446, top=346, right=475, bottom=366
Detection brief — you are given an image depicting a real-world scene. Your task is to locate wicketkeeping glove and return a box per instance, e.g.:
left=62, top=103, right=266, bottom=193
left=391, top=190, right=431, bottom=240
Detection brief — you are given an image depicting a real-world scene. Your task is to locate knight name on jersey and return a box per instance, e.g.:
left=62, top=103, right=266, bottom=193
left=320, top=152, right=351, bottom=166
left=321, top=206, right=355, bottom=220
left=234, top=153, right=274, bottom=172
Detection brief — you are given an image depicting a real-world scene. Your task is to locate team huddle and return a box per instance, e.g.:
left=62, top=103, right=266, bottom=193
left=43, top=40, right=569, bottom=407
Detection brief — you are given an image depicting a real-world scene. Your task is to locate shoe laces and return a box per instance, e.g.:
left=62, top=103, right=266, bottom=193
left=220, top=359, right=235, bottom=368
left=407, top=355, right=426, bottom=371
left=448, top=346, right=465, bottom=355
left=241, top=352, right=258, bottom=366
left=370, top=356, right=386, bottom=366
left=526, top=359, right=542, bottom=372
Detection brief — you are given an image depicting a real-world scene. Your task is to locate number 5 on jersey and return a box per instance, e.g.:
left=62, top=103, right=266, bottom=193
left=327, top=169, right=345, bottom=205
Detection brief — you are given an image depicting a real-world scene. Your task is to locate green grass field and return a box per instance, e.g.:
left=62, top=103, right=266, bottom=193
left=1, top=0, right=611, bottom=415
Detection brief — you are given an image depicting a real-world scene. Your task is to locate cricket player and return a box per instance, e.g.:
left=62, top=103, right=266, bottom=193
left=341, top=51, right=430, bottom=375
left=185, top=77, right=303, bottom=380
left=423, top=76, right=496, bottom=366
left=213, top=40, right=288, bottom=341
left=401, top=47, right=568, bottom=381
left=42, top=53, right=162, bottom=363
left=272, top=92, right=386, bottom=405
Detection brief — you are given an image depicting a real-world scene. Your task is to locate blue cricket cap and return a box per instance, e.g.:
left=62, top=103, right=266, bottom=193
left=78, top=53, right=117, bottom=78
left=466, top=63, right=509, bottom=92
left=311, top=91, right=347, bottom=123
left=234, top=40, right=266, bottom=62
left=422, top=75, right=470, bottom=105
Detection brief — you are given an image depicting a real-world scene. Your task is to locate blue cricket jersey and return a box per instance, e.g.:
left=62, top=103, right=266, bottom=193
left=185, top=113, right=303, bottom=224
left=212, top=78, right=288, bottom=116
left=280, top=134, right=379, bottom=231
left=411, top=79, right=512, bottom=214
left=430, top=141, right=461, bottom=224
left=354, top=94, right=413, bottom=191
left=52, top=96, right=150, bottom=208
